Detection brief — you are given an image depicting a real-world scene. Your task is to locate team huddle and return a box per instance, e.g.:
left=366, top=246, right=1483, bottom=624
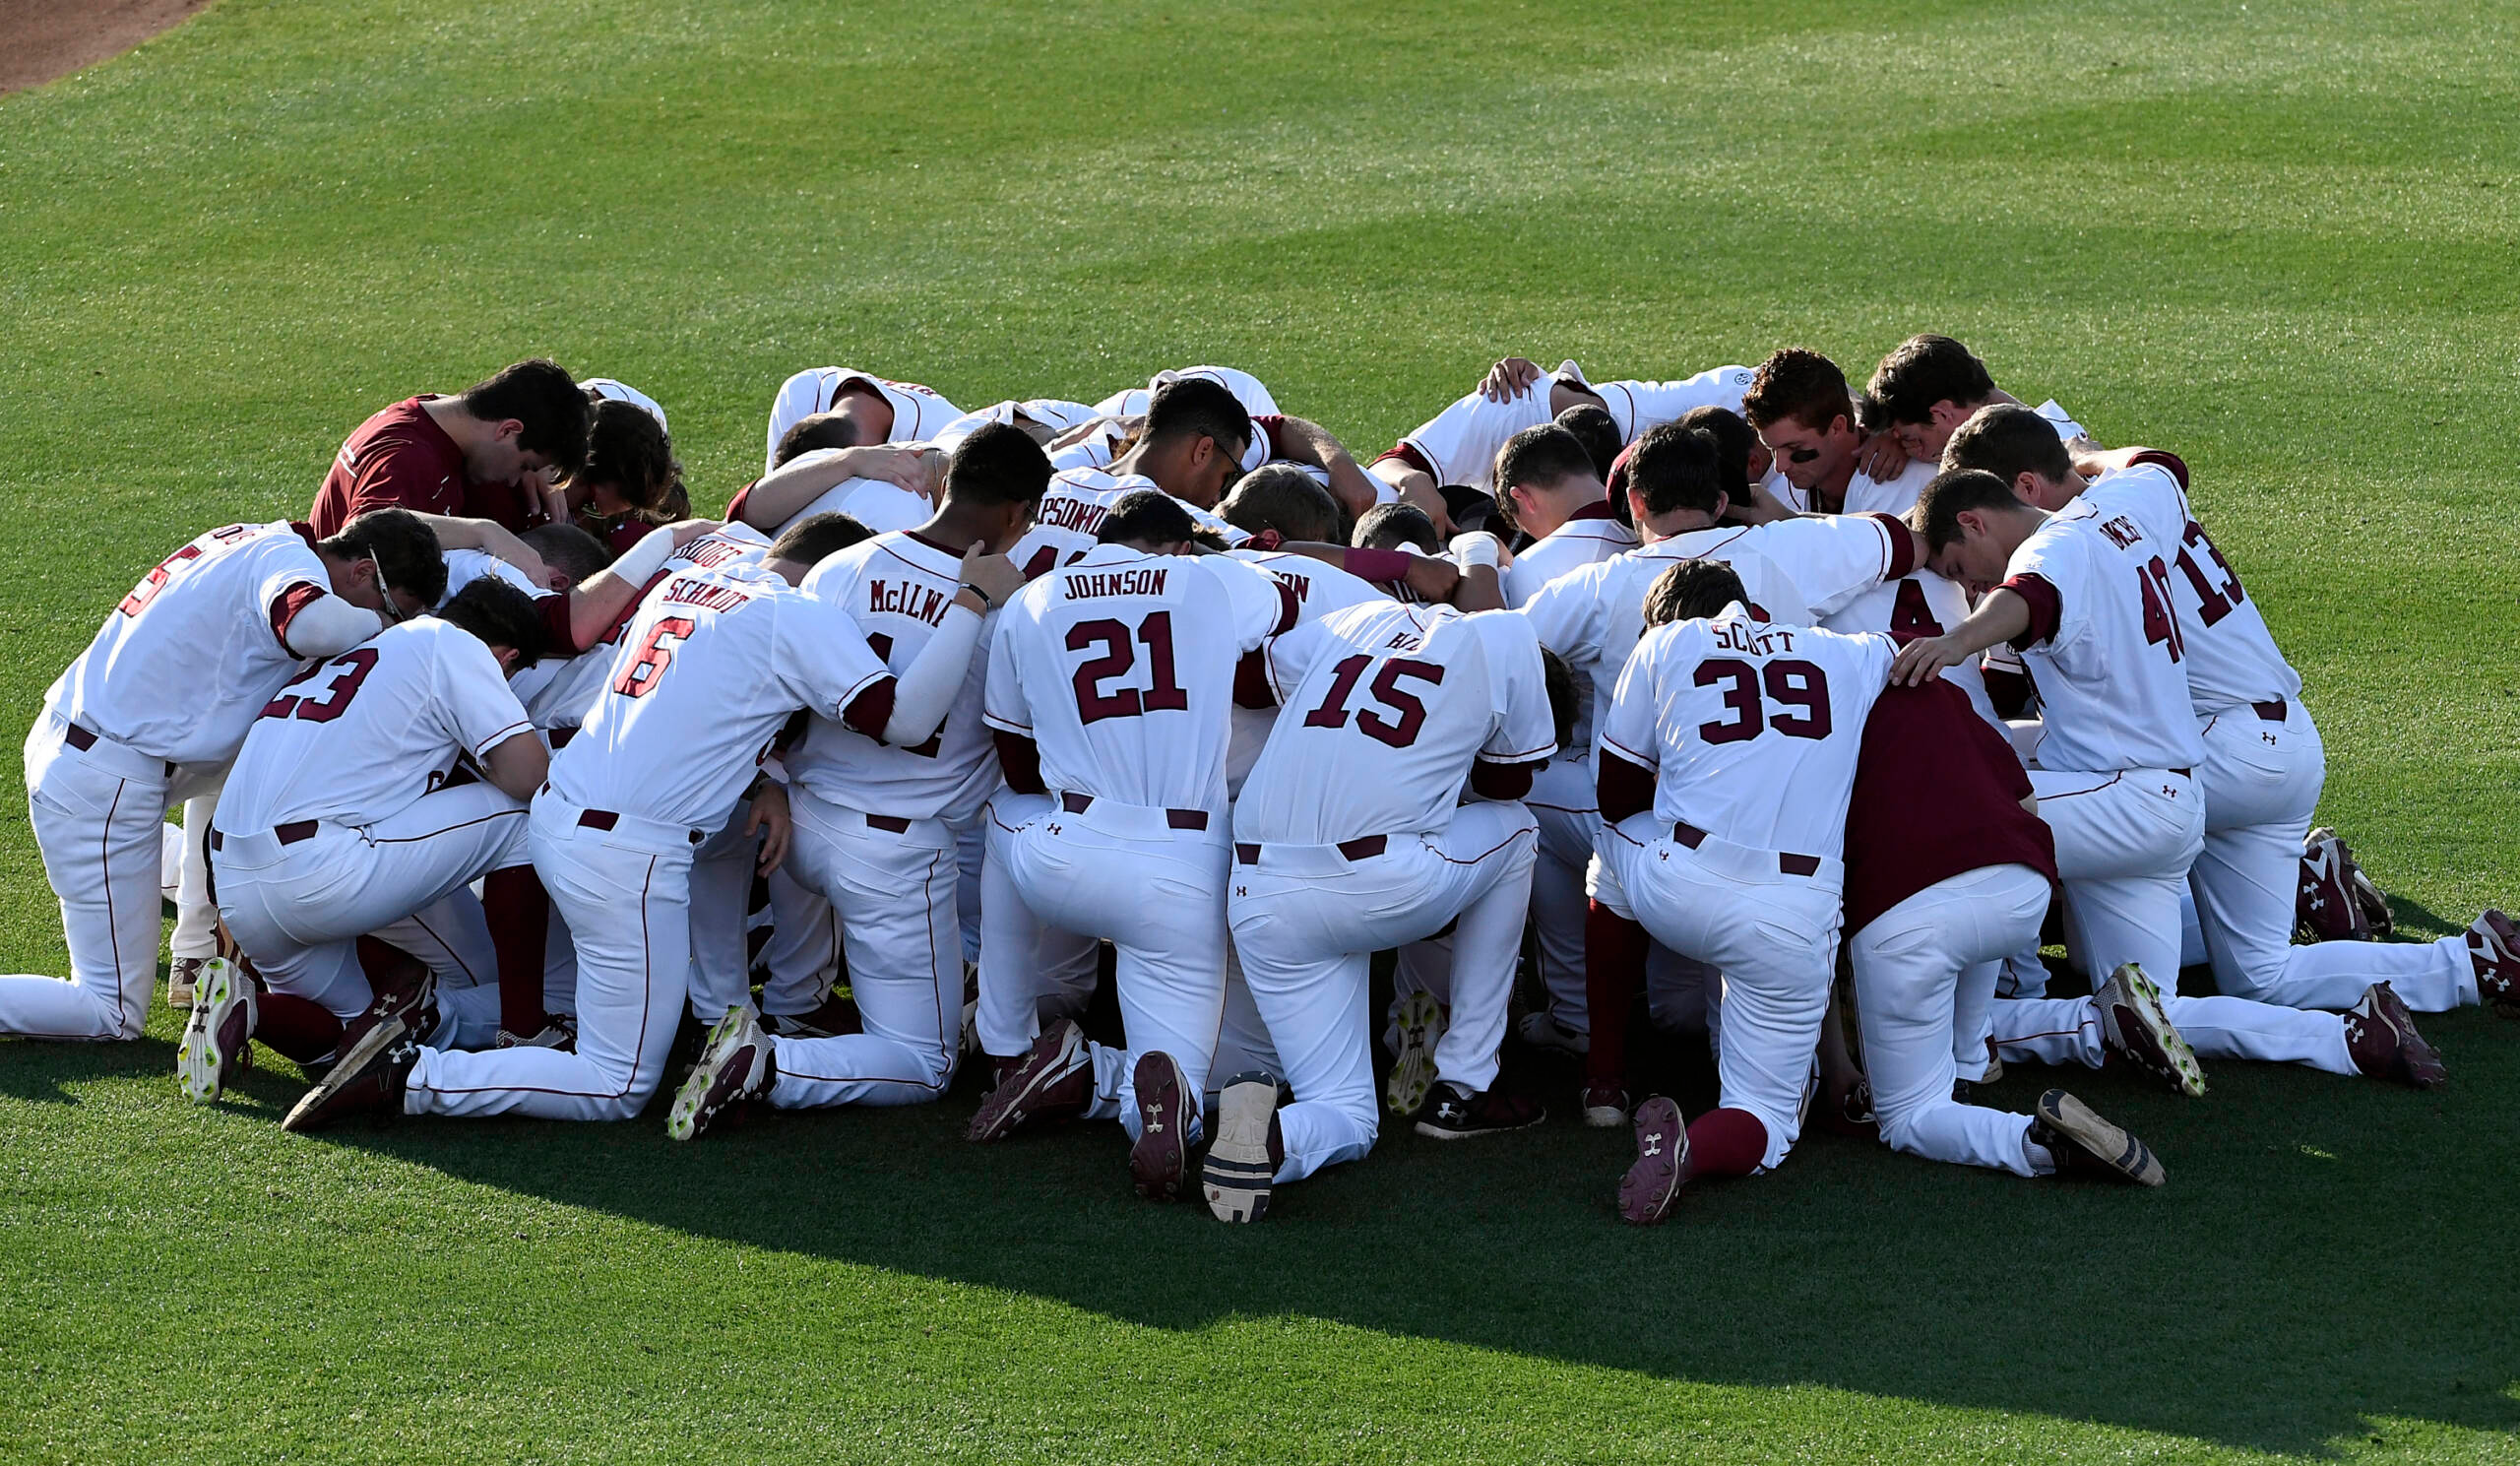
left=11, top=339, right=2516, bottom=1226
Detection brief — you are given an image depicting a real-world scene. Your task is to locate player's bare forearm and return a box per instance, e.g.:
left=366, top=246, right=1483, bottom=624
left=732, top=450, right=856, bottom=529
left=1727, top=480, right=1798, bottom=525
left=746, top=780, right=792, bottom=875
left=413, top=513, right=551, bottom=589
left=1450, top=558, right=1504, bottom=612
left=481, top=732, right=550, bottom=801
left=1890, top=588, right=2030, bottom=685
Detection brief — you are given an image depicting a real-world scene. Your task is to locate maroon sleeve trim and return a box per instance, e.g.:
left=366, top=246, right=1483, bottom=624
left=992, top=729, right=1045, bottom=795
left=1470, top=759, right=1537, bottom=802
left=2127, top=449, right=2190, bottom=491
left=289, top=521, right=322, bottom=552
left=1232, top=649, right=1279, bottom=708
left=598, top=569, right=675, bottom=648
left=269, top=583, right=328, bottom=653
left=1252, top=414, right=1287, bottom=461
left=536, top=592, right=577, bottom=657
left=1595, top=748, right=1658, bottom=825
left=2000, top=572, right=2062, bottom=650
left=1369, top=442, right=1434, bottom=477
left=840, top=676, right=899, bottom=740
left=1270, top=579, right=1299, bottom=636
left=1866, top=512, right=1917, bottom=579
left=724, top=480, right=757, bottom=524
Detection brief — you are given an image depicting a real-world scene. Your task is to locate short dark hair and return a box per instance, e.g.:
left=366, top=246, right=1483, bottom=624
left=1624, top=423, right=1725, bottom=520
left=773, top=412, right=860, bottom=468
left=769, top=511, right=873, bottom=566
left=324, top=507, right=447, bottom=607
left=1912, top=468, right=2024, bottom=554
left=522, top=522, right=614, bottom=585
left=458, top=359, right=591, bottom=471
left=1143, top=377, right=1251, bottom=459
left=436, top=577, right=548, bottom=665
left=1678, top=406, right=1757, bottom=488
left=1940, top=403, right=2072, bottom=485
left=1739, top=348, right=1854, bottom=434
left=1642, top=558, right=1747, bottom=628
left=1867, top=335, right=1998, bottom=426
left=1539, top=647, right=1578, bottom=752
left=942, top=421, right=1051, bottom=508
left=1353, top=501, right=1440, bottom=553
left=1221, top=465, right=1341, bottom=543
left=1494, top=424, right=1599, bottom=514
left=1552, top=405, right=1622, bottom=481
left=578, top=398, right=677, bottom=512
left=1098, top=488, right=1198, bottom=547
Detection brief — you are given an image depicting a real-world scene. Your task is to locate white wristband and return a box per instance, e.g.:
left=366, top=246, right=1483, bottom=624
left=1449, top=532, right=1502, bottom=570
left=610, top=526, right=675, bottom=586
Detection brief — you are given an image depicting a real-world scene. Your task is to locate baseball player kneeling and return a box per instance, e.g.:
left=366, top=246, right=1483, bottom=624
left=1203, top=593, right=1556, bottom=1223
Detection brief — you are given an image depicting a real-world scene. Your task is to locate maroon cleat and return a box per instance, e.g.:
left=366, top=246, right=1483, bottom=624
left=2346, top=983, right=2446, bottom=1089
left=282, top=1013, right=419, bottom=1133
left=1128, top=1051, right=1194, bottom=1200
left=2297, top=832, right=2372, bottom=942
left=1617, top=1096, right=1688, bottom=1226
left=965, top=1018, right=1093, bottom=1141
left=2466, top=910, right=2520, bottom=1017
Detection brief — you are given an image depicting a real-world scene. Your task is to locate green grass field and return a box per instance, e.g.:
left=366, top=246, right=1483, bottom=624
left=5, top=0, right=2518, bottom=1459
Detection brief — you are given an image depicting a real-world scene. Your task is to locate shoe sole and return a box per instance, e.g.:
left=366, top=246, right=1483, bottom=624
left=2100, top=966, right=2207, bottom=1099
left=1515, top=1013, right=1590, bottom=1058
left=2362, top=984, right=2447, bottom=1089
left=175, top=959, right=248, bottom=1104
left=1617, top=1096, right=1687, bottom=1225
left=1385, top=990, right=1443, bottom=1116
left=1202, top=1074, right=1278, bottom=1223
left=966, top=1022, right=1088, bottom=1142
left=281, top=1008, right=411, bottom=1134
left=1129, top=1051, right=1192, bottom=1200
left=1414, top=1107, right=1546, bottom=1141
left=1582, top=1104, right=1628, bottom=1129
left=2036, top=1089, right=2165, bottom=1186
left=667, top=1006, right=765, bottom=1141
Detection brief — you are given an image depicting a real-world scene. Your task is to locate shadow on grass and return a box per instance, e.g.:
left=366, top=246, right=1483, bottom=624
left=268, top=999, right=2520, bottom=1459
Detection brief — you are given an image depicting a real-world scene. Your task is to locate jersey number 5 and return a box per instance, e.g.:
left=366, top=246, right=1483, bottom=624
left=1302, top=654, right=1446, bottom=748
left=118, top=545, right=204, bottom=617
left=1067, top=613, right=1188, bottom=725
left=1694, top=658, right=1832, bottom=744
left=613, top=616, right=696, bottom=699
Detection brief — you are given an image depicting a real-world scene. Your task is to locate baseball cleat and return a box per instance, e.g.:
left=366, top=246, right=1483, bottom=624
left=175, top=958, right=253, bottom=1104
left=668, top=1005, right=775, bottom=1141
left=2029, top=1089, right=2165, bottom=1186
left=2466, top=910, right=2520, bottom=1016
left=965, top=1017, right=1092, bottom=1142
left=1515, top=1010, right=1590, bottom=1057
left=282, top=1011, right=419, bottom=1133
left=334, top=968, right=438, bottom=1067
left=2345, top=983, right=2446, bottom=1089
left=2297, top=830, right=2373, bottom=942
left=1617, top=1096, right=1688, bottom=1225
left=1414, top=1081, right=1544, bottom=1139
left=494, top=1017, right=576, bottom=1052
left=1581, top=1086, right=1630, bottom=1129
left=1384, top=989, right=1445, bottom=1116
left=1202, top=1070, right=1283, bottom=1223
left=2095, top=964, right=2207, bottom=1099
left=167, top=955, right=207, bottom=1010
left=766, top=989, right=863, bottom=1040
left=2306, top=826, right=2396, bottom=936
left=1128, top=1051, right=1195, bottom=1201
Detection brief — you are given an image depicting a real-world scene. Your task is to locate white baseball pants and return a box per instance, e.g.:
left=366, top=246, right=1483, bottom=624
left=1525, top=753, right=1599, bottom=1037
left=685, top=813, right=766, bottom=1022
left=974, top=793, right=1102, bottom=1060
left=405, top=793, right=700, bottom=1121
left=1228, top=800, right=1539, bottom=1183
left=759, top=862, right=838, bottom=1018
left=171, top=790, right=222, bottom=963
left=984, top=792, right=1230, bottom=1139
left=1, top=716, right=204, bottom=1040
left=1600, top=814, right=1842, bottom=1172
left=215, top=782, right=531, bottom=1020
left=765, top=792, right=964, bottom=1109
left=2191, top=702, right=2471, bottom=1011
left=1851, top=864, right=2051, bottom=1176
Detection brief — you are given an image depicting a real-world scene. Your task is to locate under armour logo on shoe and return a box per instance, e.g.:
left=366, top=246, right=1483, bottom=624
left=1146, top=1112, right=1165, bottom=1133
left=1642, top=1132, right=1664, bottom=1157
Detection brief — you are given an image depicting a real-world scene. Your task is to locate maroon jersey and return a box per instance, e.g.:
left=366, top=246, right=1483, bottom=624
left=310, top=396, right=547, bottom=537
left=1841, top=678, right=2056, bottom=935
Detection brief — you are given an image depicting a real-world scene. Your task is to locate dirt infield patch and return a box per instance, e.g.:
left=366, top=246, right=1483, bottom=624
left=2, top=0, right=216, bottom=94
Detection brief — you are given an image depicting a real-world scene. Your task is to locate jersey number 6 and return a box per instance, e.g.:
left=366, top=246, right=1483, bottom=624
left=613, top=616, right=696, bottom=699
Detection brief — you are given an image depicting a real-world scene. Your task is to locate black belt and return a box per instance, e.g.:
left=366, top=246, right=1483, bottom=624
left=1234, top=834, right=1389, bottom=865
left=865, top=814, right=912, bottom=834
left=1060, top=791, right=1208, bottom=831
left=2252, top=699, right=2287, bottom=722
left=1672, top=820, right=1821, bottom=877
left=208, top=820, right=318, bottom=853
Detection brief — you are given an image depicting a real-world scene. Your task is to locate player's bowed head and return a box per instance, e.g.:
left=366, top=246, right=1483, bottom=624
left=1096, top=488, right=1204, bottom=556
left=1865, top=334, right=2010, bottom=464
left=1620, top=421, right=1731, bottom=540
left=309, top=507, right=449, bottom=647
left=1640, top=557, right=1751, bottom=631
left=930, top=419, right=1054, bottom=558
left=1940, top=403, right=2083, bottom=514
left=1889, top=468, right=2048, bottom=688
left=1128, top=377, right=1252, bottom=511
left=1489, top=423, right=1607, bottom=542
left=439, top=358, right=596, bottom=496
left=564, top=398, right=680, bottom=524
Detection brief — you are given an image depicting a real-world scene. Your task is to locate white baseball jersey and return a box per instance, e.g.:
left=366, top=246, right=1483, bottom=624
left=761, top=453, right=932, bottom=538
left=1239, top=603, right=1556, bottom=847
left=2079, top=461, right=2300, bottom=715
left=1006, top=465, right=1249, bottom=581
left=1821, top=566, right=1999, bottom=727
left=508, top=523, right=781, bottom=734
left=1999, top=497, right=2206, bottom=774
left=1390, top=382, right=1551, bottom=493
left=580, top=378, right=667, bottom=435
left=930, top=399, right=1100, bottom=454
left=550, top=562, right=891, bottom=831
left=437, top=548, right=544, bottom=605
left=662, top=522, right=773, bottom=578
left=218, top=618, right=532, bottom=835
left=1503, top=505, right=1638, bottom=609
left=44, top=520, right=340, bottom=768
left=1770, top=458, right=1934, bottom=517
left=1223, top=547, right=1397, bottom=797
left=1519, top=514, right=1909, bottom=750
left=764, top=367, right=962, bottom=474
left=789, top=531, right=999, bottom=823
left=1093, top=366, right=1282, bottom=474
left=1599, top=606, right=1894, bottom=860
left=1575, top=363, right=1756, bottom=444
left=983, top=545, right=1296, bottom=814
